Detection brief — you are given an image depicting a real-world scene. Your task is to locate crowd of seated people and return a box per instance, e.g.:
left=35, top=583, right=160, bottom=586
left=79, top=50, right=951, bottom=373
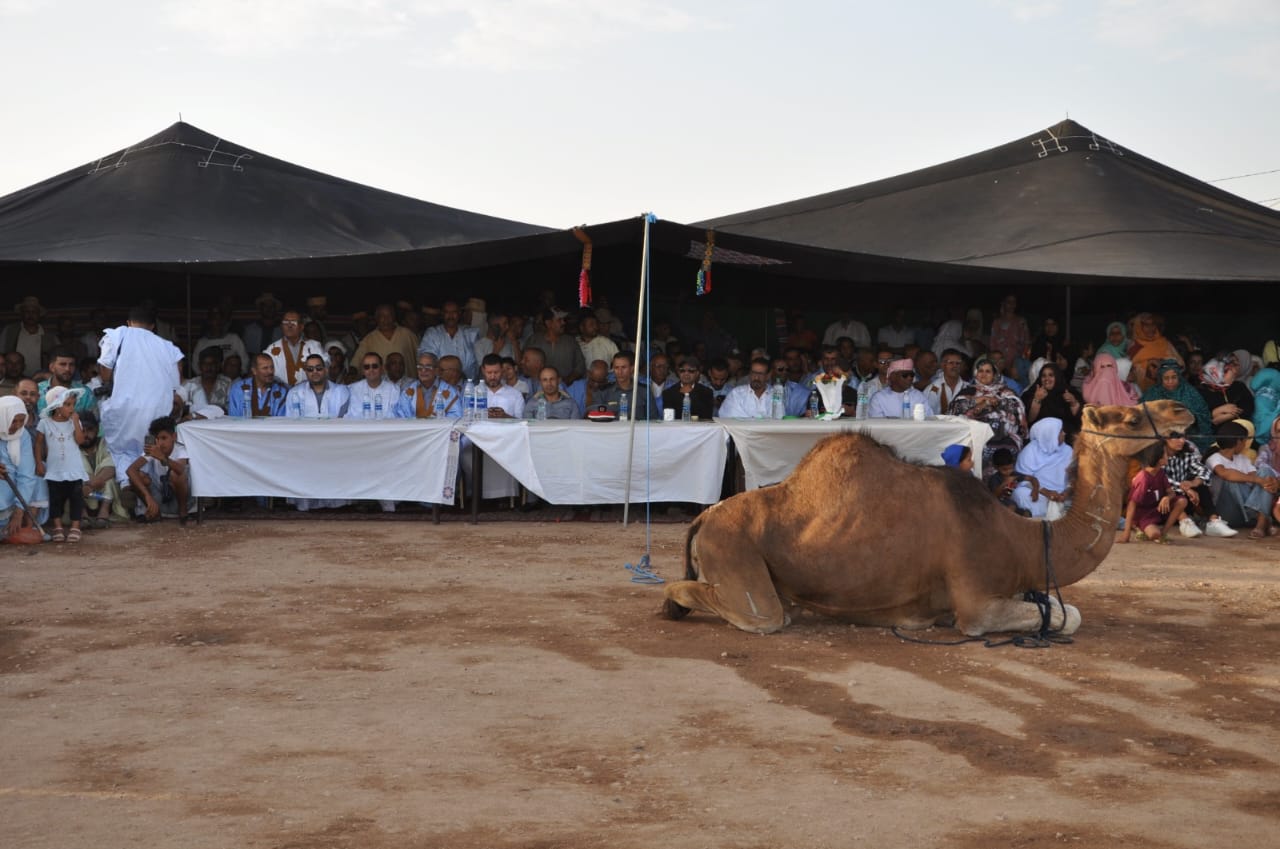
left=3, top=291, right=1277, bottom=539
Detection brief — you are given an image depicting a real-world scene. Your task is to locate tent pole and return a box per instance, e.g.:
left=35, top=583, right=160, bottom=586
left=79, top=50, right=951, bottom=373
left=622, top=215, right=653, bottom=528
left=185, top=272, right=192, bottom=370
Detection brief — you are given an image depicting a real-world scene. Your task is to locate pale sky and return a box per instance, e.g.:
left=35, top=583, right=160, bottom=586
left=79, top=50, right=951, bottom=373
left=2, top=0, right=1278, bottom=228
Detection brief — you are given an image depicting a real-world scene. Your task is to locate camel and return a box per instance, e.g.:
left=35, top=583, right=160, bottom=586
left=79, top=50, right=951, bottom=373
left=663, top=401, right=1195, bottom=637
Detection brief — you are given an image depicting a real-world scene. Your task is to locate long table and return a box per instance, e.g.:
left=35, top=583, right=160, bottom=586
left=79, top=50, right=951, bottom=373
left=178, top=415, right=989, bottom=512
left=464, top=419, right=730, bottom=505
left=715, top=416, right=993, bottom=490
left=179, top=417, right=461, bottom=504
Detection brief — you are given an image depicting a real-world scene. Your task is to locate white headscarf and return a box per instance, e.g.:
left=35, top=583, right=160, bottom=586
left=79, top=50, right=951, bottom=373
left=1016, top=417, right=1073, bottom=492
left=0, top=396, right=27, bottom=465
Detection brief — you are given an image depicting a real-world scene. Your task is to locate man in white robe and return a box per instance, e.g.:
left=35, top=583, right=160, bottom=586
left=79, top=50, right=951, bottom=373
left=284, top=355, right=350, bottom=419
left=265, top=309, right=325, bottom=387
left=284, top=355, right=351, bottom=511
left=461, top=353, right=526, bottom=500
left=97, top=305, right=184, bottom=485
left=346, top=352, right=404, bottom=420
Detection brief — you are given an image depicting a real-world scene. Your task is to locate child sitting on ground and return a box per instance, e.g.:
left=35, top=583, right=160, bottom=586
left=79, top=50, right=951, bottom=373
left=986, top=447, right=1038, bottom=515
left=1120, top=443, right=1189, bottom=543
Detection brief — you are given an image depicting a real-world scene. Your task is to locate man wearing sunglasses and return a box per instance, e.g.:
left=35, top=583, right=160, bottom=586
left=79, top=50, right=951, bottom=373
left=346, top=353, right=404, bottom=420
left=284, top=354, right=350, bottom=419
left=662, top=357, right=714, bottom=420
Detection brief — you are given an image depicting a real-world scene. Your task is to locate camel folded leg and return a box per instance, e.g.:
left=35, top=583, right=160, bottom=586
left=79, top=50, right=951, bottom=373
left=956, top=594, right=1081, bottom=637
left=663, top=529, right=787, bottom=634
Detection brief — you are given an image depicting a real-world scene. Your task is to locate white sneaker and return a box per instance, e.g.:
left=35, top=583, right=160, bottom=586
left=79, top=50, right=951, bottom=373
left=1204, top=518, right=1238, bottom=538
left=1179, top=517, right=1203, bottom=539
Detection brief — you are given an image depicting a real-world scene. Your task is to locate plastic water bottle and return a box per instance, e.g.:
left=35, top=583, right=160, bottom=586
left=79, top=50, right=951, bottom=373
left=474, top=385, right=488, bottom=419
left=241, top=383, right=252, bottom=418
left=681, top=393, right=691, bottom=422
left=808, top=388, right=820, bottom=418
left=618, top=392, right=629, bottom=421
left=901, top=392, right=912, bottom=420
left=433, top=388, right=445, bottom=418
left=536, top=396, right=548, bottom=420
left=462, top=379, right=475, bottom=422
left=289, top=394, right=302, bottom=418
left=771, top=381, right=785, bottom=419
left=373, top=392, right=384, bottom=419
left=362, top=396, right=372, bottom=418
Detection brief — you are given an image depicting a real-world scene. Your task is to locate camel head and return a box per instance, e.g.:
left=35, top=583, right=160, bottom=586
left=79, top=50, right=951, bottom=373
left=1079, top=400, right=1196, bottom=457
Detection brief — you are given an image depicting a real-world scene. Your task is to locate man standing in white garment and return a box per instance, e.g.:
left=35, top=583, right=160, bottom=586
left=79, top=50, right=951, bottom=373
left=285, top=355, right=350, bottom=418
left=265, top=309, right=325, bottom=387
left=822, top=313, right=871, bottom=349
left=346, top=353, right=403, bottom=419
left=719, top=359, right=774, bottom=419
left=419, top=301, right=480, bottom=381
left=97, top=304, right=185, bottom=485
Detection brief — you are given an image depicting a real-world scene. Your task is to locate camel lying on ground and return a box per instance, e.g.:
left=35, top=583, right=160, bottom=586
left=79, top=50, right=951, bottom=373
left=664, top=401, right=1195, bottom=637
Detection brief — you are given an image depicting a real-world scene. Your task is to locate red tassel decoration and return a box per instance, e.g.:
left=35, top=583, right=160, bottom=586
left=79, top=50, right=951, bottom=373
left=573, top=227, right=593, bottom=308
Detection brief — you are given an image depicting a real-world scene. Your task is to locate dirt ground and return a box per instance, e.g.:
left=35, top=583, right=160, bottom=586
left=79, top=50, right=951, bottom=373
left=2, top=515, right=1279, bottom=849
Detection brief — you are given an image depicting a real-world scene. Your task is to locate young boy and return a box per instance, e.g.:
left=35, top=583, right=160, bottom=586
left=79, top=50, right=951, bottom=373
left=1206, top=421, right=1280, bottom=539
left=1120, top=443, right=1188, bottom=543
left=986, top=447, right=1038, bottom=515
left=35, top=386, right=88, bottom=543
left=125, top=416, right=192, bottom=524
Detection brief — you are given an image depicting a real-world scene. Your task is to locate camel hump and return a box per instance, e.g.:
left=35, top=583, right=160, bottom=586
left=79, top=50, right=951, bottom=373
left=790, top=431, right=907, bottom=479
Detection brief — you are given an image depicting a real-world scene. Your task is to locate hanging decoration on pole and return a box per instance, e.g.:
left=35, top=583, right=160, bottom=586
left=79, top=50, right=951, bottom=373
left=573, top=226, right=593, bottom=308
left=696, top=229, right=715, bottom=296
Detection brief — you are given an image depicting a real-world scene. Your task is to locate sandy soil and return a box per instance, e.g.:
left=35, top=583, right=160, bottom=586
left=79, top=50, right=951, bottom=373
left=2, top=517, right=1279, bottom=849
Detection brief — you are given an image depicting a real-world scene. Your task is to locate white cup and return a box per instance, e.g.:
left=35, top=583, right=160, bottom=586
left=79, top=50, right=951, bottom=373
left=663, top=408, right=675, bottom=422
left=912, top=403, right=926, bottom=421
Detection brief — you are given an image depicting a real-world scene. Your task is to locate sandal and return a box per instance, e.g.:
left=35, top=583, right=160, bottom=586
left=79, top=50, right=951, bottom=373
left=66, top=528, right=82, bottom=544
left=50, top=528, right=67, bottom=543
left=1248, top=528, right=1266, bottom=540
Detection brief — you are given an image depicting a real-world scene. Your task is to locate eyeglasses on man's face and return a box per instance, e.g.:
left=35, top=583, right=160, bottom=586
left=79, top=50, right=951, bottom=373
left=417, top=364, right=436, bottom=371
left=362, top=363, right=382, bottom=370
left=303, top=365, right=326, bottom=373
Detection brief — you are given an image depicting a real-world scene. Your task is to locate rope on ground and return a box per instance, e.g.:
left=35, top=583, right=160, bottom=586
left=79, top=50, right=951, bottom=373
left=625, top=554, right=664, bottom=584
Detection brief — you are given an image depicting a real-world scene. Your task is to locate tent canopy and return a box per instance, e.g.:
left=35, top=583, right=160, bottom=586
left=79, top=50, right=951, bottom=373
left=0, top=121, right=567, bottom=276
left=700, top=119, right=1280, bottom=282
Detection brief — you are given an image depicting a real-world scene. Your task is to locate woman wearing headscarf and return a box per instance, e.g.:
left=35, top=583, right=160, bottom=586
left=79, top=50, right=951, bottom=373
left=0, top=396, right=39, bottom=539
left=1097, top=321, right=1130, bottom=361
left=1021, top=361, right=1084, bottom=439
left=1012, top=417, right=1074, bottom=519
left=948, top=356, right=1028, bottom=465
left=1250, top=367, right=1280, bottom=450
left=1127, top=313, right=1182, bottom=392
left=1029, top=317, right=1065, bottom=363
left=1141, top=359, right=1212, bottom=445
left=1198, top=358, right=1254, bottom=429
left=1081, top=352, right=1139, bottom=407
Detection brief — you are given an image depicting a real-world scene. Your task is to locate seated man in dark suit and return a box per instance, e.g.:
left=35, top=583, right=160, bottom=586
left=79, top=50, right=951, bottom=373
left=661, top=357, right=715, bottom=420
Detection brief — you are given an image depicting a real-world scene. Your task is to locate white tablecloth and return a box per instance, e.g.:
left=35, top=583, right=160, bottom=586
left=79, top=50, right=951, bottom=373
left=464, top=420, right=729, bottom=504
left=716, top=416, right=993, bottom=490
left=179, top=418, right=461, bottom=503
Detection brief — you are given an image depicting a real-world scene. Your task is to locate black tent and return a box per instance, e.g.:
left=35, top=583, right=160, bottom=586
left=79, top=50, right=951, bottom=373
left=700, top=119, right=1280, bottom=283
left=0, top=121, right=570, bottom=275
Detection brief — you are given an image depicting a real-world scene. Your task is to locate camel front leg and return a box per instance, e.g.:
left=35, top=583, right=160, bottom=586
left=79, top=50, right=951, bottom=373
left=955, top=594, right=1081, bottom=637
left=663, top=528, right=788, bottom=634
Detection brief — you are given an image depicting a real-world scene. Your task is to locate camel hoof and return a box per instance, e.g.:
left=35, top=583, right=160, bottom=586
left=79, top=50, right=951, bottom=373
left=662, top=598, right=691, bottom=620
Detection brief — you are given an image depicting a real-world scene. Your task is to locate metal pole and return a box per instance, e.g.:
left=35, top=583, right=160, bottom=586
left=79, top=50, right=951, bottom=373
left=622, top=215, right=653, bottom=527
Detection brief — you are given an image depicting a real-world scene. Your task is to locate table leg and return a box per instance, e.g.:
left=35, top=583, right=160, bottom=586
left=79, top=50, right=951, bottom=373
left=471, top=441, right=482, bottom=524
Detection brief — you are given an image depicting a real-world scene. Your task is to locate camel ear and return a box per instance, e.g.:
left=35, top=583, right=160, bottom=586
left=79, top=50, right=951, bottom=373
left=1082, top=405, right=1101, bottom=428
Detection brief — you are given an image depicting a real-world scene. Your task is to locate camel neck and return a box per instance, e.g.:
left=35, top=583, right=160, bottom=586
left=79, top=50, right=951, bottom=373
left=1041, top=436, right=1130, bottom=588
